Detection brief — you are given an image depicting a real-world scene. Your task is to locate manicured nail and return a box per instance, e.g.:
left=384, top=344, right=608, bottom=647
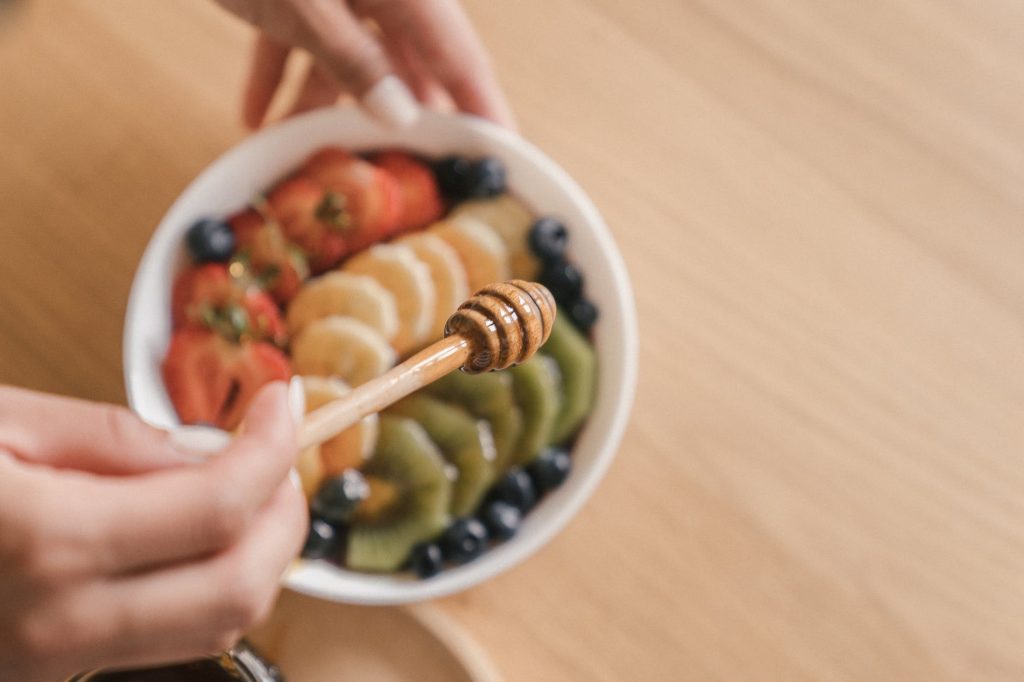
left=288, top=377, right=306, bottom=494
left=288, top=376, right=306, bottom=428
left=168, top=425, right=233, bottom=459
left=362, top=75, right=420, bottom=129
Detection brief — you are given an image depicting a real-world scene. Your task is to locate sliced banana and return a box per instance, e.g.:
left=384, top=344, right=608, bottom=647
left=429, top=216, right=510, bottom=293
left=395, top=232, right=469, bottom=340
left=291, top=315, right=396, bottom=387
left=451, top=194, right=539, bottom=279
left=285, top=271, right=399, bottom=341
left=296, top=376, right=378, bottom=496
left=343, top=243, right=436, bottom=354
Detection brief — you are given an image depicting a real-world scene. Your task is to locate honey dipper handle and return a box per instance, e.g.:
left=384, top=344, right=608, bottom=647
left=298, top=335, right=470, bottom=450
left=297, top=280, right=556, bottom=450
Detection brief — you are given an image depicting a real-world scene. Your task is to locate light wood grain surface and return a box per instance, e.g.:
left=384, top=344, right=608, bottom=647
left=1, top=1, right=1022, bottom=680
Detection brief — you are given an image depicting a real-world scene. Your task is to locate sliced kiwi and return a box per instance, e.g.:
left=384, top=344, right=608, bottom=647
left=346, top=416, right=451, bottom=573
left=508, top=355, right=562, bottom=466
left=387, top=394, right=497, bottom=517
left=543, top=314, right=598, bottom=444
left=427, top=370, right=523, bottom=473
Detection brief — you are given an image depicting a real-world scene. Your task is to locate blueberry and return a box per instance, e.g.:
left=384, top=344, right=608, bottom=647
left=301, top=518, right=339, bottom=560
left=432, top=156, right=473, bottom=198
left=439, top=518, right=489, bottom=564
left=568, top=298, right=599, bottom=333
left=310, top=470, right=370, bottom=524
left=186, top=218, right=235, bottom=263
left=540, top=261, right=584, bottom=306
left=527, top=217, right=569, bottom=262
left=527, top=447, right=573, bottom=495
left=479, top=500, right=521, bottom=541
left=486, top=469, right=537, bottom=513
left=409, top=542, right=444, bottom=579
left=463, top=157, right=506, bottom=199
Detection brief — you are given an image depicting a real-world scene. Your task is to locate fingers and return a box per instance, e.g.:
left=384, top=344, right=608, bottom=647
left=0, top=386, right=194, bottom=476
left=384, top=32, right=450, bottom=109
left=244, top=33, right=291, bottom=128
left=17, top=479, right=306, bottom=672
left=290, top=0, right=390, bottom=98
left=290, top=0, right=420, bottom=127
left=77, top=382, right=299, bottom=574
left=368, top=0, right=516, bottom=129
left=243, top=1, right=418, bottom=128
left=287, top=62, right=344, bottom=119
left=229, top=0, right=516, bottom=127
left=105, top=479, right=306, bottom=668
left=0, top=381, right=305, bottom=674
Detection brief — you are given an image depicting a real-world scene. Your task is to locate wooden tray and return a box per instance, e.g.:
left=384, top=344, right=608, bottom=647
left=247, top=591, right=503, bottom=682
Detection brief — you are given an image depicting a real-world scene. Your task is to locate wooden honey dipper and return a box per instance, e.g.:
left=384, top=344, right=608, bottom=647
left=298, top=280, right=556, bottom=450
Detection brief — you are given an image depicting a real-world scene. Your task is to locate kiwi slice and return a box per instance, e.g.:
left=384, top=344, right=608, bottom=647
left=427, top=371, right=523, bottom=473
left=543, top=314, right=598, bottom=444
left=347, top=416, right=451, bottom=573
left=387, top=394, right=497, bottom=516
left=508, top=355, right=562, bottom=466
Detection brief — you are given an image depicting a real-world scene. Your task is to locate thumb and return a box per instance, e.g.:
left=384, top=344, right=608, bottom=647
left=232, top=375, right=305, bottom=455
left=169, top=375, right=305, bottom=460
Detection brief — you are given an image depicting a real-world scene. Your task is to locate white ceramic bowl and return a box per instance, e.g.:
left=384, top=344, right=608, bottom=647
left=123, top=108, right=637, bottom=605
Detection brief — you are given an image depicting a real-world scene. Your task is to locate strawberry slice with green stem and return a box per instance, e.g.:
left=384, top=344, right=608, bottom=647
left=228, top=207, right=310, bottom=305
left=299, top=147, right=402, bottom=253
left=162, top=328, right=291, bottom=430
left=266, top=177, right=351, bottom=274
left=171, top=263, right=287, bottom=346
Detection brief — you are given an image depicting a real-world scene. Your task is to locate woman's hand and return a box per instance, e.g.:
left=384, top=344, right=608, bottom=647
left=214, top=0, right=515, bottom=129
left=0, top=382, right=307, bottom=681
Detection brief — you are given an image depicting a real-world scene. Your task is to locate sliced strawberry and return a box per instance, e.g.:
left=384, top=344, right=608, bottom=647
left=240, top=288, right=288, bottom=346
left=170, top=263, right=287, bottom=346
left=372, top=151, right=444, bottom=233
left=300, top=147, right=402, bottom=253
left=229, top=209, right=310, bottom=305
left=171, top=263, right=233, bottom=329
left=227, top=207, right=264, bottom=245
left=162, top=328, right=291, bottom=430
left=266, top=177, right=349, bottom=274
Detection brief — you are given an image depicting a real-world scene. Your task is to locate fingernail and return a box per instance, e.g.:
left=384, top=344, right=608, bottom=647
left=288, top=378, right=306, bottom=495
left=288, top=376, right=306, bottom=429
left=168, top=425, right=233, bottom=460
left=362, top=75, right=420, bottom=129
left=289, top=467, right=303, bottom=495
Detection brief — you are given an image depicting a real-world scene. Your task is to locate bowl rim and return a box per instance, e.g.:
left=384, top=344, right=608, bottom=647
left=123, top=108, right=638, bottom=604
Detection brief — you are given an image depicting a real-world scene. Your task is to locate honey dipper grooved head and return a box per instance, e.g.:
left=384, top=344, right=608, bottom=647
left=443, top=280, right=557, bottom=372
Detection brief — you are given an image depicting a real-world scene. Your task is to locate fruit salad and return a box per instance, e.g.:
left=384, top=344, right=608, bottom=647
left=161, top=147, right=600, bottom=578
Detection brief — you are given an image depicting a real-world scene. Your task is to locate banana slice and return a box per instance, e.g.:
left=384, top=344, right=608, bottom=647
left=429, top=217, right=510, bottom=293
left=295, top=376, right=379, bottom=497
left=291, top=315, right=396, bottom=387
left=285, top=271, right=399, bottom=340
left=451, top=195, right=539, bottom=280
left=395, top=232, right=469, bottom=340
left=343, top=243, right=436, bottom=354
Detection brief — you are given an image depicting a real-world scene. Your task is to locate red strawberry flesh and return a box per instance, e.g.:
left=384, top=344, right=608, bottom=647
left=266, top=177, right=349, bottom=273
left=372, top=151, right=444, bottom=233
left=162, top=329, right=291, bottom=430
left=228, top=210, right=310, bottom=305
left=171, top=263, right=286, bottom=346
left=299, top=147, right=401, bottom=253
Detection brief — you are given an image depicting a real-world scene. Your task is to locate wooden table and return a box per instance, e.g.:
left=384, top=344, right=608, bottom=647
left=1, top=1, right=1022, bottom=680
